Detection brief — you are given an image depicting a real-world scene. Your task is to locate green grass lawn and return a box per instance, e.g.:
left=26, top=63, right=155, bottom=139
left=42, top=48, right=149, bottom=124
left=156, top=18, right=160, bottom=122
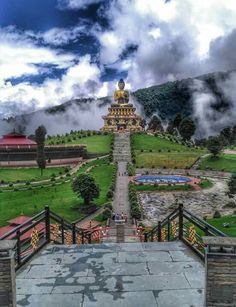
left=136, top=152, right=202, bottom=169
left=134, top=184, right=193, bottom=192
left=0, top=167, right=66, bottom=183
left=132, top=134, right=206, bottom=169
left=47, top=134, right=112, bottom=154
left=199, top=154, right=236, bottom=172
left=0, top=159, right=114, bottom=226
left=207, top=215, right=236, bottom=236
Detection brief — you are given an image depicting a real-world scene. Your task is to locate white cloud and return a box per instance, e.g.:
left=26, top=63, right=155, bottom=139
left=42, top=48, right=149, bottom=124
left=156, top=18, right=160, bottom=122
left=0, top=26, right=76, bottom=81
left=96, top=0, right=236, bottom=89
left=57, top=0, right=102, bottom=10
left=38, top=25, right=86, bottom=46
left=0, top=55, right=107, bottom=118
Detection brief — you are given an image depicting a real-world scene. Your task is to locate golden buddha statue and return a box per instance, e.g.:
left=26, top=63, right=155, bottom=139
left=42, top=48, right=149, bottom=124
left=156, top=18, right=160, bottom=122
left=114, top=79, right=129, bottom=105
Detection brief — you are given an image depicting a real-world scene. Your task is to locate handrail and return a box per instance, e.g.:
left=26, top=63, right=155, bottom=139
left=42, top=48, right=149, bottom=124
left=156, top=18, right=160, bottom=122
left=0, top=205, right=95, bottom=270
left=144, top=203, right=228, bottom=259
left=183, top=208, right=227, bottom=236
left=0, top=210, right=45, bottom=240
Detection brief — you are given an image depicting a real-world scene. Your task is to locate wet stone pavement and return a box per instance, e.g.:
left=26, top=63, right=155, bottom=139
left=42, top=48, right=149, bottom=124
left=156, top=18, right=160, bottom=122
left=16, top=241, right=205, bottom=307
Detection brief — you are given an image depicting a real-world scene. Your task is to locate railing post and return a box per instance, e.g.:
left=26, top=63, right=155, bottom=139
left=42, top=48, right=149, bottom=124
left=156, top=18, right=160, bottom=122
left=61, top=219, right=64, bottom=244
left=45, top=205, right=50, bottom=243
left=205, top=226, right=209, bottom=236
left=178, top=203, right=183, bottom=240
left=167, top=218, right=170, bottom=241
left=72, top=222, right=76, bottom=244
left=144, top=233, right=148, bottom=242
left=158, top=221, right=162, bottom=242
left=0, top=240, right=17, bottom=307
left=16, top=230, right=21, bottom=267
left=81, top=232, right=84, bottom=244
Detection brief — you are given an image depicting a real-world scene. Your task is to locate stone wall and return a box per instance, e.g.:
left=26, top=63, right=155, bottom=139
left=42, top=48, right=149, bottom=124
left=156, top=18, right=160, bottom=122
left=0, top=145, right=87, bottom=161
left=203, top=237, right=236, bottom=307
left=0, top=241, right=16, bottom=307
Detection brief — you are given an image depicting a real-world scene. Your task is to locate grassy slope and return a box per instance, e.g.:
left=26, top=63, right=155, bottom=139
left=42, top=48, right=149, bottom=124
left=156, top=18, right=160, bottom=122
left=0, top=167, right=65, bottom=183
left=133, top=134, right=206, bottom=168
left=47, top=135, right=112, bottom=154
left=207, top=215, right=236, bottom=236
left=199, top=154, right=236, bottom=172
left=0, top=159, right=113, bottom=226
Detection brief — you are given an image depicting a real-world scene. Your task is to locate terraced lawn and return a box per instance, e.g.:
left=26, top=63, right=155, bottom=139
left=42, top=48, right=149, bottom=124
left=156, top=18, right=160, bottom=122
left=0, top=167, right=66, bottom=183
left=47, top=134, right=112, bottom=154
left=132, top=134, right=206, bottom=169
left=199, top=154, right=236, bottom=172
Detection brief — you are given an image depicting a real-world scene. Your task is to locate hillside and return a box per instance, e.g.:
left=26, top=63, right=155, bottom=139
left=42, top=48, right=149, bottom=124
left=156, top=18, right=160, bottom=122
left=133, top=71, right=231, bottom=121
left=2, top=70, right=234, bottom=136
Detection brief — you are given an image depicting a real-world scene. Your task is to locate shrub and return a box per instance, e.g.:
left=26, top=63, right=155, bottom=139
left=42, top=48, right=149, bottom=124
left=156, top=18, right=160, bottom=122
left=213, top=210, right=221, bottom=218
left=102, top=208, right=112, bottom=219
left=106, top=189, right=113, bottom=199
left=104, top=203, right=112, bottom=210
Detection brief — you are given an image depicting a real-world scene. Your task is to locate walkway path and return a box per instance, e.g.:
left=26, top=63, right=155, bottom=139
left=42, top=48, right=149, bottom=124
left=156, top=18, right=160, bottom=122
left=103, top=132, right=139, bottom=243
left=112, top=162, right=130, bottom=218
left=112, top=132, right=132, bottom=218
left=224, top=149, right=236, bottom=155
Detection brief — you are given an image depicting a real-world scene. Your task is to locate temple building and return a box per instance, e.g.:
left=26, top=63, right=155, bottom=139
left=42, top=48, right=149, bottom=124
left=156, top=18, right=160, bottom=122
left=0, top=131, right=87, bottom=165
left=101, top=79, right=143, bottom=132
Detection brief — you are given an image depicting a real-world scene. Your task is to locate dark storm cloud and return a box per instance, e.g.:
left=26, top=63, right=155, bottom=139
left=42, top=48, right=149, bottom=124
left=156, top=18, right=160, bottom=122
left=208, top=29, right=236, bottom=72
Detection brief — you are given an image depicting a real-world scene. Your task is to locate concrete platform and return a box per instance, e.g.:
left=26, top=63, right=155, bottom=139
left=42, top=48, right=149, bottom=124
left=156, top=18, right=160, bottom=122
left=16, top=241, right=205, bottom=307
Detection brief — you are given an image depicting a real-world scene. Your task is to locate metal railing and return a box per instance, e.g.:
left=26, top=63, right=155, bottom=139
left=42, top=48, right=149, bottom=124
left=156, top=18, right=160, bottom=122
left=144, top=204, right=227, bottom=259
left=0, top=206, right=95, bottom=270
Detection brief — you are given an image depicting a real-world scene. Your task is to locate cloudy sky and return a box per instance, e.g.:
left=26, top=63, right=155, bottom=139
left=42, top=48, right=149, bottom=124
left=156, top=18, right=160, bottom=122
left=1, top=0, right=236, bottom=117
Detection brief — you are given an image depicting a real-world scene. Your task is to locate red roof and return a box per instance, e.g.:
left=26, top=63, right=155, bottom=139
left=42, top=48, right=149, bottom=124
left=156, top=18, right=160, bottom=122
left=0, top=225, right=15, bottom=237
left=0, top=132, right=37, bottom=147
left=0, top=221, right=45, bottom=240
left=8, top=215, right=31, bottom=226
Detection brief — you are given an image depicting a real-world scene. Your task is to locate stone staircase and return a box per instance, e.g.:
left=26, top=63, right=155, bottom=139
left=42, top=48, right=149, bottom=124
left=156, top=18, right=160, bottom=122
left=113, top=132, right=131, bottom=162
left=101, top=223, right=141, bottom=243
left=16, top=241, right=205, bottom=307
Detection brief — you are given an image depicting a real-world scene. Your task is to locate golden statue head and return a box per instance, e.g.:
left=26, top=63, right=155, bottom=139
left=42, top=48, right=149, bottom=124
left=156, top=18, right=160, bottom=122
left=118, top=79, right=125, bottom=90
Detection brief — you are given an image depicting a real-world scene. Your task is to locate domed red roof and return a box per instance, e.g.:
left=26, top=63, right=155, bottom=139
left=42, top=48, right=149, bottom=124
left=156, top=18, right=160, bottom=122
left=0, top=132, right=37, bottom=147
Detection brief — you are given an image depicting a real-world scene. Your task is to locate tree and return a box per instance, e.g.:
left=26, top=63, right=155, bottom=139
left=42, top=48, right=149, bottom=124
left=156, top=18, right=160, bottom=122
left=206, top=136, right=223, bottom=157
left=140, top=119, right=147, bottom=129
left=172, top=114, right=182, bottom=129
left=179, top=117, right=196, bottom=140
left=231, top=125, right=236, bottom=144
left=72, top=174, right=100, bottom=206
left=220, top=127, right=232, bottom=146
left=148, top=115, right=164, bottom=132
left=35, top=125, right=47, bottom=175
left=228, top=173, right=236, bottom=195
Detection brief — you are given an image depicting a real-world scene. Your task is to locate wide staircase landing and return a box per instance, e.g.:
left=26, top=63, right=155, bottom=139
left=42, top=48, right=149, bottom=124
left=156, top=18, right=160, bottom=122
left=16, top=241, right=205, bottom=307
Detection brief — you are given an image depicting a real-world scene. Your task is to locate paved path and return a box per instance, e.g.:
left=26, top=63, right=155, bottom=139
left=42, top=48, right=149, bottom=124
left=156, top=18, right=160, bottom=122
left=112, top=132, right=132, bottom=218
left=113, top=162, right=130, bottom=218
left=224, top=149, right=236, bottom=155
left=16, top=241, right=205, bottom=307
left=75, top=207, right=104, bottom=227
